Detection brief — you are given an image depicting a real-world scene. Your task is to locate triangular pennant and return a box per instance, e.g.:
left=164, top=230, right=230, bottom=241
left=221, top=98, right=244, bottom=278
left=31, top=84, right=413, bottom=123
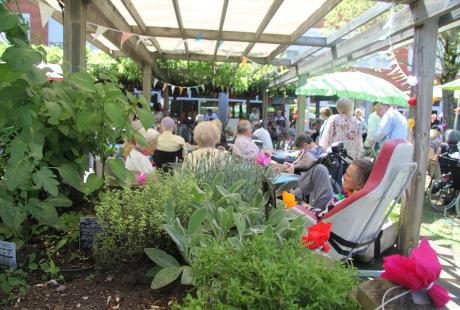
left=200, top=85, right=205, bottom=92
left=388, top=66, right=401, bottom=75
left=120, top=32, right=134, bottom=48
left=178, top=86, right=184, bottom=95
left=241, top=56, right=248, bottom=65
left=38, top=1, right=54, bottom=28
left=162, top=83, right=168, bottom=91
left=153, top=78, right=158, bottom=88
left=195, top=86, right=200, bottom=95
left=187, top=87, right=191, bottom=97
left=195, top=32, right=203, bottom=42
left=171, top=85, right=176, bottom=94
left=94, top=25, right=108, bottom=40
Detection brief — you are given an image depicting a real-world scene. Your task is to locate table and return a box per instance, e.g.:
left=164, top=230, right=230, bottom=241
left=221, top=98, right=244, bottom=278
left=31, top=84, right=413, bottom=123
left=271, top=150, right=300, bottom=164
left=272, top=173, right=300, bottom=191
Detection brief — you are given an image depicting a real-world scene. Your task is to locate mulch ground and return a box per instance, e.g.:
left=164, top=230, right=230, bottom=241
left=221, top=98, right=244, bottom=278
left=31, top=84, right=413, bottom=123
left=9, top=267, right=187, bottom=310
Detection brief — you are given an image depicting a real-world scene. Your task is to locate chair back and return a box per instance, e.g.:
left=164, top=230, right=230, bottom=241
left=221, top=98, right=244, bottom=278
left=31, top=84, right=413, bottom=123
left=322, top=139, right=416, bottom=261
left=153, top=149, right=183, bottom=171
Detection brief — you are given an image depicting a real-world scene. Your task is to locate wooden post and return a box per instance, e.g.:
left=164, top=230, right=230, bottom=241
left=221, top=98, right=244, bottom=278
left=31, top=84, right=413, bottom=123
left=399, top=17, right=439, bottom=256
left=262, top=91, right=268, bottom=124
left=63, top=0, right=86, bottom=73
left=142, top=64, right=152, bottom=105
left=296, top=95, right=306, bottom=137
left=218, top=91, right=229, bottom=124
left=163, top=87, right=170, bottom=114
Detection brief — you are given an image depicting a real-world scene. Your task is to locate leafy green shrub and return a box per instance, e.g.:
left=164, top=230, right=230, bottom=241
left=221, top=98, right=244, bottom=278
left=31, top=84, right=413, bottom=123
left=179, top=154, right=277, bottom=201
left=93, top=172, right=197, bottom=266
left=176, top=236, right=359, bottom=310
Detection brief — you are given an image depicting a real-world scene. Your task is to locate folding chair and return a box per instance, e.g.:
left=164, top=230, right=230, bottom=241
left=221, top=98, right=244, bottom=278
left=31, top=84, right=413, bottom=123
left=290, top=139, right=417, bottom=262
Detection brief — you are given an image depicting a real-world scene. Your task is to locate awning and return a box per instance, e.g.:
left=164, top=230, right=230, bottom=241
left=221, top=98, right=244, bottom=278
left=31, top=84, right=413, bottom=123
left=295, top=71, right=409, bottom=107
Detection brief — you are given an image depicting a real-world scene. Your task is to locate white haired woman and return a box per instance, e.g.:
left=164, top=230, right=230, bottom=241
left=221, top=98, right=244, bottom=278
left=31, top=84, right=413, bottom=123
left=319, top=98, right=362, bottom=160
left=186, top=121, right=227, bottom=165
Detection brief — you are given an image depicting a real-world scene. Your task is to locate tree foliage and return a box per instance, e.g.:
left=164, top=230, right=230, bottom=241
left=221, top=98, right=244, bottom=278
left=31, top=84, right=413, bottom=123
left=0, top=4, right=145, bottom=241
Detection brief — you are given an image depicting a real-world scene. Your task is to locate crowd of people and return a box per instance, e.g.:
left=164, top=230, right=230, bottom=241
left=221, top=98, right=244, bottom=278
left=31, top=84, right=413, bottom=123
left=117, top=96, right=457, bottom=220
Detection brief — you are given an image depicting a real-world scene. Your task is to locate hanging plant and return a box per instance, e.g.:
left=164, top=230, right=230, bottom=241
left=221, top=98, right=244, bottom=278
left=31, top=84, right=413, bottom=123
left=408, top=97, right=417, bottom=106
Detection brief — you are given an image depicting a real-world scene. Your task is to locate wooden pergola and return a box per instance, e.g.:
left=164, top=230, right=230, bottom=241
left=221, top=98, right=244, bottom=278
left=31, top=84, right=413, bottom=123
left=37, top=0, right=460, bottom=255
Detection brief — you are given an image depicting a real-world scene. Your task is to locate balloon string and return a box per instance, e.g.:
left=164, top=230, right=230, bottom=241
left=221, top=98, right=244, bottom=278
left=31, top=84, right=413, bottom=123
left=374, top=285, right=410, bottom=310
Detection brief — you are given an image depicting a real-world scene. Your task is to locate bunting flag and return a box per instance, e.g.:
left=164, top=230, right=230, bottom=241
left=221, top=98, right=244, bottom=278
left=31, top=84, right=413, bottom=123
left=187, top=87, right=191, bottom=97
left=200, top=85, right=205, bottom=92
left=195, top=86, right=200, bottom=95
left=178, top=86, right=184, bottom=95
left=162, top=82, right=168, bottom=91
left=38, top=1, right=54, bottom=28
left=153, top=78, right=158, bottom=88
left=241, top=56, right=248, bottom=65
left=120, top=32, right=134, bottom=47
left=195, top=32, right=203, bottom=42
left=171, top=85, right=175, bottom=94
left=94, top=25, right=109, bottom=40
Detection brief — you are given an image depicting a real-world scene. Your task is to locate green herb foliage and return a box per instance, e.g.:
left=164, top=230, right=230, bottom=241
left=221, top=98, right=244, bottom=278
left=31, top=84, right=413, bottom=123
left=0, top=268, right=29, bottom=305
left=179, top=154, right=277, bottom=201
left=93, top=172, right=197, bottom=266
left=175, top=236, right=359, bottom=310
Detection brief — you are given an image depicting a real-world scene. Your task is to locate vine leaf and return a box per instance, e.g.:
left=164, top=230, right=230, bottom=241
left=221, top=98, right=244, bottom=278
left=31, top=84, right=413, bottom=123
left=32, top=166, right=59, bottom=197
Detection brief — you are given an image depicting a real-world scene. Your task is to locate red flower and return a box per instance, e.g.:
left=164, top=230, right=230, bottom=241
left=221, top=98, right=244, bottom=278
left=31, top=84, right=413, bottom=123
left=408, top=97, right=417, bottom=106
left=301, top=221, right=332, bottom=252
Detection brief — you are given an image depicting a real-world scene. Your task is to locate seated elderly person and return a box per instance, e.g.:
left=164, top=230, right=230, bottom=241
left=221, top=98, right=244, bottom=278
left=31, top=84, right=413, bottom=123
left=186, top=121, right=227, bottom=165
left=156, top=116, right=187, bottom=159
left=294, top=158, right=373, bottom=220
left=232, top=120, right=260, bottom=161
left=290, top=134, right=324, bottom=170
left=125, top=127, right=159, bottom=176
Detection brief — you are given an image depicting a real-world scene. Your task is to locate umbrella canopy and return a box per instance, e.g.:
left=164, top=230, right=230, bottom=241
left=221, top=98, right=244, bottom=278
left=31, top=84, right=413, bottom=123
left=440, top=79, right=460, bottom=91
left=296, top=71, right=409, bottom=107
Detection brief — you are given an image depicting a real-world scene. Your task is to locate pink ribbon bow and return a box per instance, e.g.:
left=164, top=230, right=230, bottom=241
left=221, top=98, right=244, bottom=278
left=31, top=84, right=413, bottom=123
left=381, top=238, right=450, bottom=308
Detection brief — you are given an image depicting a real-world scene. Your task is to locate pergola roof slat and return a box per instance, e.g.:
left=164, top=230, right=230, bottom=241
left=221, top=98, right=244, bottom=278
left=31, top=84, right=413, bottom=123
left=243, top=0, right=284, bottom=56
left=120, top=0, right=163, bottom=55
left=267, top=0, right=342, bottom=60
left=213, top=0, right=229, bottom=60
left=172, top=0, right=189, bottom=57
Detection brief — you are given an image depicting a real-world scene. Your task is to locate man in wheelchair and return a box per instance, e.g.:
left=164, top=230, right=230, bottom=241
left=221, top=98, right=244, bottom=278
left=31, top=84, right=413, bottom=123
left=292, top=158, right=373, bottom=220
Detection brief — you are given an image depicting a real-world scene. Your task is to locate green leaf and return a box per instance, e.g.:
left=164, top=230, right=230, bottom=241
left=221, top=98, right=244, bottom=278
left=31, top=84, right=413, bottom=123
left=32, top=166, right=59, bottom=197
left=180, top=266, right=193, bottom=285
left=151, top=266, right=183, bottom=289
left=83, top=173, right=104, bottom=194
left=5, top=159, right=33, bottom=191
left=146, top=266, right=162, bottom=278
left=0, top=202, right=26, bottom=229
left=107, top=157, right=135, bottom=184
left=44, top=196, right=72, bottom=207
left=68, top=72, right=96, bottom=93
left=262, top=225, right=274, bottom=239
left=138, top=108, right=154, bottom=130
left=58, top=164, right=82, bottom=191
left=105, top=102, right=125, bottom=127
left=0, top=63, right=22, bottom=83
left=164, top=201, right=176, bottom=223
left=24, top=198, right=59, bottom=227
left=2, top=47, right=42, bottom=71
left=0, top=8, right=20, bottom=32
left=29, top=142, right=43, bottom=161
left=233, top=212, right=246, bottom=238
left=163, top=224, right=186, bottom=252
left=187, top=208, right=207, bottom=235
left=144, top=248, right=179, bottom=268
left=44, top=102, right=62, bottom=125
left=229, top=179, right=246, bottom=193
left=26, top=67, right=48, bottom=85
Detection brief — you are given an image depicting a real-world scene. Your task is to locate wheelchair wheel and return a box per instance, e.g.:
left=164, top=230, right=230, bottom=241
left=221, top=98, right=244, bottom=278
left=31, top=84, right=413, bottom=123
left=428, top=176, right=457, bottom=212
left=455, top=194, right=460, bottom=217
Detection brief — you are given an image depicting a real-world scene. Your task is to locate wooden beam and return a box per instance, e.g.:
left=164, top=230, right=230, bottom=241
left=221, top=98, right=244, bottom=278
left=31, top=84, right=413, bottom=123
left=291, top=47, right=323, bottom=65
left=213, top=0, right=229, bottom=60
left=172, top=0, right=189, bottom=57
left=63, top=0, right=86, bottom=72
left=151, top=51, right=291, bottom=66
left=89, top=1, right=153, bottom=65
left=326, top=2, right=392, bottom=45
left=399, top=10, right=439, bottom=256
left=140, top=26, right=333, bottom=47
left=120, top=0, right=163, bottom=55
left=142, top=63, right=152, bottom=103
left=267, top=0, right=341, bottom=60
left=243, top=0, right=284, bottom=56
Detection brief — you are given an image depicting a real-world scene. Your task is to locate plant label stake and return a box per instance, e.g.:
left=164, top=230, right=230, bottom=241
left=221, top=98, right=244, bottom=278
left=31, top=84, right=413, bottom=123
left=0, top=240, right=17, bottom=269
left=79, top=218, right=102, bottom=250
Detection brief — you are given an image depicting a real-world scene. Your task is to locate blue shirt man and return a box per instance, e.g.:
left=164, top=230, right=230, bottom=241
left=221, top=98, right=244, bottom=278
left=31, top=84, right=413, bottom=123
left=374, top=105, right=408, bottom=142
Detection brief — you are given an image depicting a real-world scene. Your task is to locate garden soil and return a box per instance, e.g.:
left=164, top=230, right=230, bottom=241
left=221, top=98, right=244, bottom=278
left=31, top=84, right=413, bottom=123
left=10, top=268, right=186, bottom=310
